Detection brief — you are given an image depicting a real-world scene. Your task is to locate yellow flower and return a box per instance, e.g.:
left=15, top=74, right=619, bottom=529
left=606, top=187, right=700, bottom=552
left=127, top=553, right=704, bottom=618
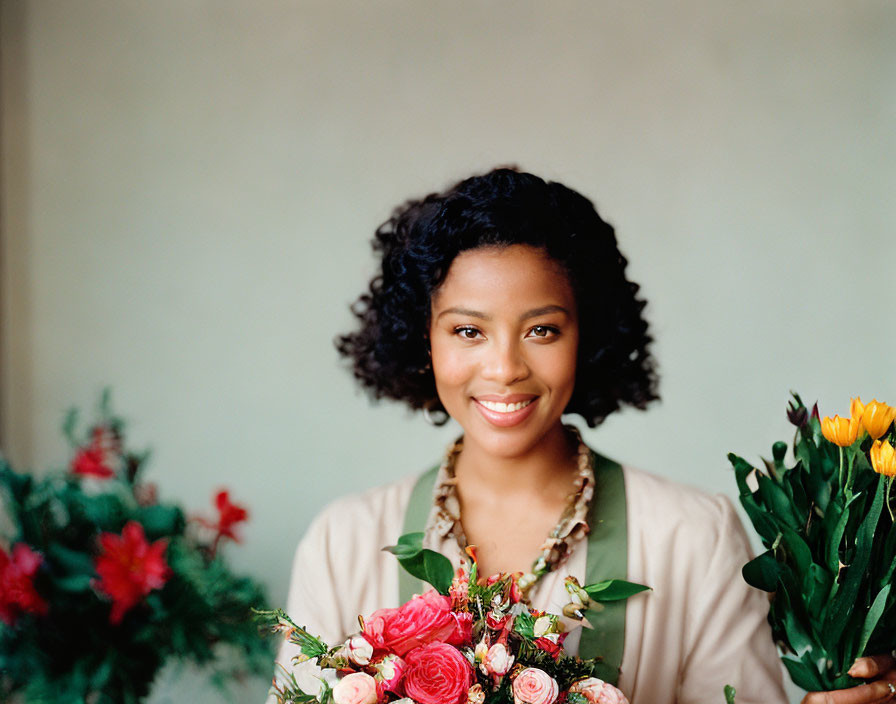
left=851, top=397, right=865, bottom=422
left=862, top=400, right=896, bottom=440
left=870, top=439, right=896, bottom=478
left=821, top=415, right=861, bottom=447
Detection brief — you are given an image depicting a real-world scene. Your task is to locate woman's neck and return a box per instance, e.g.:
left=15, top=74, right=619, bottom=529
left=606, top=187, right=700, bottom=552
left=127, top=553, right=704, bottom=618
left=453, top=422, right=578, bottom=499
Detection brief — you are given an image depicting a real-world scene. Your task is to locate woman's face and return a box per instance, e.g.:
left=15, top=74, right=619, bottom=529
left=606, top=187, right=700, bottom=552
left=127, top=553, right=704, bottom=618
left=428, top=245, right=579, bottom=460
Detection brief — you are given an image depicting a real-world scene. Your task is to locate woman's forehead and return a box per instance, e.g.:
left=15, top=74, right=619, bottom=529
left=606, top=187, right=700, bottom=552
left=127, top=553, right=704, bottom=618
left=431, top=245, right=575, bottom=314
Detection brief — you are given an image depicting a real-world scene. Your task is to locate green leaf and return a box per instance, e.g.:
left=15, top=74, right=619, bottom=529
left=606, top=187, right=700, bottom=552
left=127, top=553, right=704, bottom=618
left=421, top=549, right=455, bottom=595
left=823, top=478, right=885, bottom=647
left=856, top=584, right=890, bottom=658
left=782, top=655, right=825, bottom=692
left=54, top=574, right=94, bottom=592
left=757, top=474, right=800, bottom=530
left=383, top=532, right=424, bottom=559
left=384, top=533, right=454, bottom=595
left=136, top=504, right=185, bottom=538
left=47, top=544, right=96, bottom=576
left=583, top=579, right=651, bottom=602
left=780, top=527, right=813, bottom=577
left=782, top=606, right=814, bottom=657
left=724, top=684, right=736, bottom=704
left=62, top=408, right=79, bottom=444
left=742, top=551, right=782, bottom=592
left=513, top=611, right=536, bottom=639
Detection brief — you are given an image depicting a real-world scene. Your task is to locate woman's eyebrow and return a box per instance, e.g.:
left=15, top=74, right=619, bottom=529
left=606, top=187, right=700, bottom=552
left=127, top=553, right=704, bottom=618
left=436, top=306, right=490, bottom=321
left=520, top=305, right=570, bottom=320
left=435, top=304, right=569, bottom=321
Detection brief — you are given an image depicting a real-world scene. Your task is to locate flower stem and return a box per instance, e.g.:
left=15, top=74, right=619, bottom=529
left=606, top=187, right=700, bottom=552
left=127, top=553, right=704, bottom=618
left=845, top=450, right=855, bottom=498
left=887, top=477, right=894, bottom=524
left=838, top=447, right=844, bottom=494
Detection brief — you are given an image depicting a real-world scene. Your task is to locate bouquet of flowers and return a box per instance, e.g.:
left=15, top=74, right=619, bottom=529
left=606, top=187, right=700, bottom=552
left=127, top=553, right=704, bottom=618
left=0, top=392, right=273, bottom=703
left=728, top=394, right=896, bottom=692
left=261, top=533, right=648, bottom=704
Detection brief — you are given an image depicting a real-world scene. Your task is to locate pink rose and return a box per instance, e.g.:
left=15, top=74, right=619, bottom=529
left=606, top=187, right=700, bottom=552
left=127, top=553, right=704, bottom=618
left=568, top=677, right=629, bottom=704
left=403, top=642, right=474, bottom=704
left=332, top=672, right=378, bottom=704
left=512, top=667, right=558, bottom=704
left=363, top=589, right=457, bottom=656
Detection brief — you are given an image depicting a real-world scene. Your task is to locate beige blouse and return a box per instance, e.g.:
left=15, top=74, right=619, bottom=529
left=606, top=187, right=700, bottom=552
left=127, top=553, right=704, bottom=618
left=272, top=465, right=787, bottom=704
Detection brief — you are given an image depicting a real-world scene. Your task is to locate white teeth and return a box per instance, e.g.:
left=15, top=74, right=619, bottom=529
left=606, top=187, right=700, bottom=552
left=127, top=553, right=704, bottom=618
left=478, top=399, right=533, bottom=413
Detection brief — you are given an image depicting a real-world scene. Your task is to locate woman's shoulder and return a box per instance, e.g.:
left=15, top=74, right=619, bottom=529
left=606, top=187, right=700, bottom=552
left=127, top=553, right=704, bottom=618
left=304, top=471, right=422, bottom=540
left=621, top=465, right=746, bottom=550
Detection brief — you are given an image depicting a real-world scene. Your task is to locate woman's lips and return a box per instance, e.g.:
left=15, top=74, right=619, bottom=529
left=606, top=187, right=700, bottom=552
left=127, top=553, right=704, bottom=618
left=473, top=396, right=538, bottom=427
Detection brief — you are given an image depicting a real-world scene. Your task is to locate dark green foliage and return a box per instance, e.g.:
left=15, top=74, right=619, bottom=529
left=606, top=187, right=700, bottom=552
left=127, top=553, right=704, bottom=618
left=730, top=394, right=896, bottom=691
left=0, top=395, right=273, bottom=702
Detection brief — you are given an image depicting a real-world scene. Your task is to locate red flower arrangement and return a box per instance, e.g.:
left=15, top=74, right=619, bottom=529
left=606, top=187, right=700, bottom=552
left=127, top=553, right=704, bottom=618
left=93, top=521, right=171, bottom=624
left=0, top=392, right=272, bottom=702
left=0, top=543, right=48, bottom=626
left=262, top=535, right=649, bottom=704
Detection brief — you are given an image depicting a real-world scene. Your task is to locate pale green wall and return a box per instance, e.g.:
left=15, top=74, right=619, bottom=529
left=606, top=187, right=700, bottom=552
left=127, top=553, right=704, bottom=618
left=2, top=2, right=895, bottom=702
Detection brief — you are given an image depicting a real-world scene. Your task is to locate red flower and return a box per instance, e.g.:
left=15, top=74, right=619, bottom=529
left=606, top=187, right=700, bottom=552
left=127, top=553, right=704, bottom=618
left=448, top=611, right=473, bottom=647
left=70, top=425, right=120, bottom=479
left=0, top=543, right=48, bottom=625
left=70, top=446, right=114, bottom=478
left=403, top=642, right=474, bottom=704
left=93, top=521, right=170, bottom=624
left=211, top=490, right=248, bottom=542
left=534, top=634, right=566, bottom=660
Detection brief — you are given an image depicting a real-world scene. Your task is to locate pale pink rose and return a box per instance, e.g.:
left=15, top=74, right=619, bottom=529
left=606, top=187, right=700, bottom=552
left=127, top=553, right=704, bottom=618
left=481, top=642, right=514, bottom=677
left=332, top=672, right=378, bottom=704
left=512, top=667, right=558, bottom=704
left=344, top=634, right=374, bottom=666
left=568, top=677, right=629, bottom=704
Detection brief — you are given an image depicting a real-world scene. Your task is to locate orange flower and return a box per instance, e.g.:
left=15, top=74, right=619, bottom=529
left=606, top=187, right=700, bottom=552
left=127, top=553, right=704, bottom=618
left=851, top=397, right=865, bottom=422
left=862, top=400, right=896, bottom=440
left=821, top=415, right=860, bottom=447
left=870, top=439, right=896, bottom=478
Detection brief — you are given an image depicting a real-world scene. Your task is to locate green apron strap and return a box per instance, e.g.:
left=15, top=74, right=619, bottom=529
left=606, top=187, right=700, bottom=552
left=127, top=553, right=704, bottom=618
left=578, top=452, right=628, bottom=685
left=398, top=465, right=440, bottom=604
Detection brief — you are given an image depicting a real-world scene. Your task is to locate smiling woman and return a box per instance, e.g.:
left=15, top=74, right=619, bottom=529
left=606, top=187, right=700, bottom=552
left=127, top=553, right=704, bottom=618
left=273, top=168, right=788, bottom=704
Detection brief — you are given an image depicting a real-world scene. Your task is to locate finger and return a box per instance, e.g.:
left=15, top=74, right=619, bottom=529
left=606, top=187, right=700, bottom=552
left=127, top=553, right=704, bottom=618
left=802, top=681, right=896, bottom=704
left=849, top=655, right=896, bottom=679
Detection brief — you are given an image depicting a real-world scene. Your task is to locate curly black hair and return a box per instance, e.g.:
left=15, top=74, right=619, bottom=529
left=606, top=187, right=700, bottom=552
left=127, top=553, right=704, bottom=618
left=336, top=167, right=659, bottom=427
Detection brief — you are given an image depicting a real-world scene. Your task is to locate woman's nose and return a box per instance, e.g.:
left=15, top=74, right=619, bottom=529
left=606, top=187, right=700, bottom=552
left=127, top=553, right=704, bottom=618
left=481, top=339, right=530, bottom=385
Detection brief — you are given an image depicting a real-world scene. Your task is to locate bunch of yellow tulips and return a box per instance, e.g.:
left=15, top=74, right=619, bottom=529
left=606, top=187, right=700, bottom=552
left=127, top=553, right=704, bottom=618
left=821, top=398, right=896, bottom=476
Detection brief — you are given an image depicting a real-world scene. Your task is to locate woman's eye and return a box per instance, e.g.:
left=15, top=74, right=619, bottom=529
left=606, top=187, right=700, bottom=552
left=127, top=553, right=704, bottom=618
left=454, top=326, right=482, bottom=340
left=528, top=325, right=558, bottom=338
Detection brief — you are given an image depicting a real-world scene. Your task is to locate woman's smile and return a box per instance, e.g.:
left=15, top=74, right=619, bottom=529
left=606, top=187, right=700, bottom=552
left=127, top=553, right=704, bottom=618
left=428, top=244, right=579, bottom=460
left=473, top=395, right=539, bottom=427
